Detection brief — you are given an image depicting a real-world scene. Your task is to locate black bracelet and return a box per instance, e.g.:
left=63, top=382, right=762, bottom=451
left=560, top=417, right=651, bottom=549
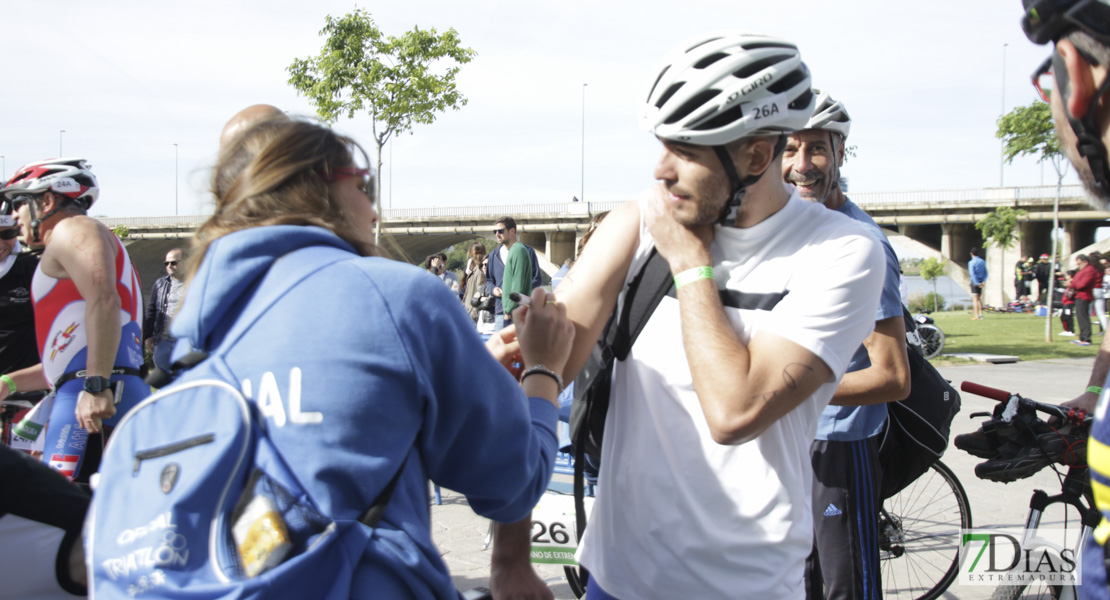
left=521, top=364, right=564, bottom=393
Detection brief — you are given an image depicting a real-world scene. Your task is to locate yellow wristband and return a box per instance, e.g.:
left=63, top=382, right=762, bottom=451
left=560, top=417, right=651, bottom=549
left=674, top=266, right=714, bottom=290
left=0, top=374, right=15, bottom=394
left=1088, top=385, right=1103, bottom=395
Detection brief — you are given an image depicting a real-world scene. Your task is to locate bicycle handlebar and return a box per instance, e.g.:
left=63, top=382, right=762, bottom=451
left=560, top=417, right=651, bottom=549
left=959, top=381, right=1092, bottom=426
left=960, top=381, right=1009, bottom=402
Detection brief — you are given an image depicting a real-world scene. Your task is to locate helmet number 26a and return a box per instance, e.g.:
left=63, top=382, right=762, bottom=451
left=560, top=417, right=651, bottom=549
left=750, top=103, right=780, bottom=120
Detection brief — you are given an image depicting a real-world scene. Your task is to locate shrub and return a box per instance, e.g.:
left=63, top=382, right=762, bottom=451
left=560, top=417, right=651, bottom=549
left=908, top=291, right=947, bottom=313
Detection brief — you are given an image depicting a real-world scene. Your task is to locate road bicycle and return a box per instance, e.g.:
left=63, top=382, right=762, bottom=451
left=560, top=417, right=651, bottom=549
left=959, top=381, right=1097, bottom=600
left=880, top=459, right=973, bottom=599
left=556, top=457, right=972, bottom=600
left=908, top=310, right=945, bottom=360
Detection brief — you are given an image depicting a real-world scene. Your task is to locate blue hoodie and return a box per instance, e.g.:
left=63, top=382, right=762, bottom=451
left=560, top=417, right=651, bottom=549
left=170, top=225, right=558, bottom=599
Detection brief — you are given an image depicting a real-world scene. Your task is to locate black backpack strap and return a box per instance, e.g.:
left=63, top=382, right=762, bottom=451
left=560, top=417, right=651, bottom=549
left=358, top=453, right=409, bottom=527
left=571, top=247, right=675, bottom=596
left=610, top=248, right=675, bottom=361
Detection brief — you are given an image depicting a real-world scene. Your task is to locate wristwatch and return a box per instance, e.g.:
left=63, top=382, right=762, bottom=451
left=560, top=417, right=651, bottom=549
left=83, top=376, right=113, bottom=395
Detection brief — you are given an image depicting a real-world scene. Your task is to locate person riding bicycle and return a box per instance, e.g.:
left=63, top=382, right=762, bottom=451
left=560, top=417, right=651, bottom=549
left=783, top=90, right=910, bottom=599
left=159, top=115, right=574, bottom=598
left=0, top=159, right=148, bottom=482
left=1020, top=0, right=1110, bottom=596
left=495, top=32, right=885, bottom=599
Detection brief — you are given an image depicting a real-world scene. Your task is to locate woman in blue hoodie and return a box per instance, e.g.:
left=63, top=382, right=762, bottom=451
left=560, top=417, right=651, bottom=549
left=171, top=117, right=574, bottom=598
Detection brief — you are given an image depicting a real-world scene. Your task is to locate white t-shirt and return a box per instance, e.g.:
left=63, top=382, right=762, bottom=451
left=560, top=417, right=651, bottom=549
left=577, top=189, right=883, bottom=599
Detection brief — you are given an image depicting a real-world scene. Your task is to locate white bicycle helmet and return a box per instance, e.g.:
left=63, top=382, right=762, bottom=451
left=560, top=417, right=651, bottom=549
left=640, top=32, right=815, bottom=146
left=1, top=158, right=99, bottom=210
left=804, top=89, right=851, bottom=139
left=1, top=159, right=99, bottom=242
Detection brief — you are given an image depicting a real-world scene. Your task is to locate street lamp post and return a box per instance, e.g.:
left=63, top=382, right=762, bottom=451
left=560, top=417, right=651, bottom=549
left=581, top=83, right=587, bottom=204
left=59, top=130, right=66, bottom=157
left=173, top=143, right=179, bottom=216
left=1000, top=43, right=1007, bottom=187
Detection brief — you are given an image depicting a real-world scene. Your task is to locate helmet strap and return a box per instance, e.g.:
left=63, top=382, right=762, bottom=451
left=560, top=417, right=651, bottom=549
left=29, top=194, right=66, bottom=244
left=713, top=135, right=787, bottom=226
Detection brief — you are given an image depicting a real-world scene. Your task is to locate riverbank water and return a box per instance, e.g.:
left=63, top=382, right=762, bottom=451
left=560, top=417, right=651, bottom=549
left=903, top=275, right=972, bottom=306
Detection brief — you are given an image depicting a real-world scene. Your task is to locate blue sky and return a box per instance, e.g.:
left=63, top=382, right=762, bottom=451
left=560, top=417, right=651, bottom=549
left=0, top=1, right=1074, bottom=218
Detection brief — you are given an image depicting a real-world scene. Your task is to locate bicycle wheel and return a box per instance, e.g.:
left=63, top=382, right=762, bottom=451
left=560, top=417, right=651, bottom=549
left=989, top=581, right=1068, bottom=599
left=916, top=325, right=945, bottom=360
left=881, top=460, right=972, bottom=600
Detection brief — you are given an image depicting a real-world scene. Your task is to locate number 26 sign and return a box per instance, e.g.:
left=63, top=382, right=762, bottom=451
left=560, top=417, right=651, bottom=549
left=529, top=493, right=594, bottom=566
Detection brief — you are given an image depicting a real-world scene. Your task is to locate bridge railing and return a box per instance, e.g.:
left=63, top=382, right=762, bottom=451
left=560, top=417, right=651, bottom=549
left=98, top=201, right=629, bottom=228
left=852, top=184, right=1089, bottom=206
left=95, top=185, right=1098, bottom=229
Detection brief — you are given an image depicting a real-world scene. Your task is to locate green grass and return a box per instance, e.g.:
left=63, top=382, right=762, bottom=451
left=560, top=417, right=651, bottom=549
left=928, top=309, right=1102, bottom=364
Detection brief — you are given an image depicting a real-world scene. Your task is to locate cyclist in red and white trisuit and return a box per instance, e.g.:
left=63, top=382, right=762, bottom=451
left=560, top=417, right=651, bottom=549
left=0, top=159, right=148, bottom=482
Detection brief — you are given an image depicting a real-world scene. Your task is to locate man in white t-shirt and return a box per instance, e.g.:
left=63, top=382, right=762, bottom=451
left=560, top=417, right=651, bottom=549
left=489, top=33, right=884, bottom=599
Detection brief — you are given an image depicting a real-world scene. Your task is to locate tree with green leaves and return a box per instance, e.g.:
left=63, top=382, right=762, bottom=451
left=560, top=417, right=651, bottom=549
left=975, top=206, right=1027, bottom=306
left=288, top=8, right=476, bottom=242
left=919, top=257, right=947, bottom=313
left=997, top=100, right=1068, bottom=341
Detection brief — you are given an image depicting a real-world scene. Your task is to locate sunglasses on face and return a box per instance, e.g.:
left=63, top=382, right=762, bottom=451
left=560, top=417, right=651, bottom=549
left=165, top=261, right=179, bottom=266
left=8, top=194, right=37, bottom=211
left=493, top=228, right=506, bottom=235
left=0, top=229, right=18, bottom=240
left=326, top=166, right=374, bottom=195
left=1032, top=56, right=1054, bottom=103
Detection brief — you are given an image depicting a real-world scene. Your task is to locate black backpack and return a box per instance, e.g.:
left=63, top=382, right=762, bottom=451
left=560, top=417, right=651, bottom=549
left=876, top=309, right=962, bottom=499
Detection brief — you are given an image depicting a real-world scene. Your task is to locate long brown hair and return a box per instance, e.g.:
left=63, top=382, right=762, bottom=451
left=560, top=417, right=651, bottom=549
left=467, top=241, right=486, bottom=272
left=187, top=117, right=381, bottom=282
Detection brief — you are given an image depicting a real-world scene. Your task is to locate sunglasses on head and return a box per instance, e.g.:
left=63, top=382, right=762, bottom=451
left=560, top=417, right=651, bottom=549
left=0, top=229, right=19, bottom=240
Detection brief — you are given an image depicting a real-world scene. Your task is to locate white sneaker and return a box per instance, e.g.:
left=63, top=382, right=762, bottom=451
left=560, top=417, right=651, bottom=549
left=1061, top=331, right=1076, bottom=336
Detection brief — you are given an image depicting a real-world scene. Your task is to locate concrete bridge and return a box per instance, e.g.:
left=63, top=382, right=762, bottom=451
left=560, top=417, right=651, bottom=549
left=100, top=184, right=1110, bottom=309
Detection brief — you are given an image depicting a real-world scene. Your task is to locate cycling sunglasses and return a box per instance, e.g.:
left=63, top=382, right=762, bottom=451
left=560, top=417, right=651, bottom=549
left=1032, top=56, right=1054, bottom=102
left=0, top=228, right=19, bottom=240
left=4, top=194, right=38, bottom=213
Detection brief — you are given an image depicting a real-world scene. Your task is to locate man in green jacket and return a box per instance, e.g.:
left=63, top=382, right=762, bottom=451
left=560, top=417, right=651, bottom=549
left=500, top=232, right=534, bottom=319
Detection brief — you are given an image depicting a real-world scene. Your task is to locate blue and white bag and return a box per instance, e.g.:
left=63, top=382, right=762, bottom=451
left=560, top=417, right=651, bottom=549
left=86, top=248, right=402, bottom=599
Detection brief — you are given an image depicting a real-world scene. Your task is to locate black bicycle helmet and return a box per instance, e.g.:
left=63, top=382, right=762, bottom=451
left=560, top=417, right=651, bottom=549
left=1022, top=0, right=1110, bottom=204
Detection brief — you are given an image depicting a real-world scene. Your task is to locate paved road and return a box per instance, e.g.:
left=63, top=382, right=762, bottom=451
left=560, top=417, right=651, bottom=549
left=432, top=357, right=1099, bottom=599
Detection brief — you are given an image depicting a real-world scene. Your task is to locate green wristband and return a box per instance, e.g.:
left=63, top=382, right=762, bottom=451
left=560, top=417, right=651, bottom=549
left=0, top=374, right=15, bottom=394
left=674, top=266, right=715, bottom=290
left=1088, top=385, right=1103, bottom=395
